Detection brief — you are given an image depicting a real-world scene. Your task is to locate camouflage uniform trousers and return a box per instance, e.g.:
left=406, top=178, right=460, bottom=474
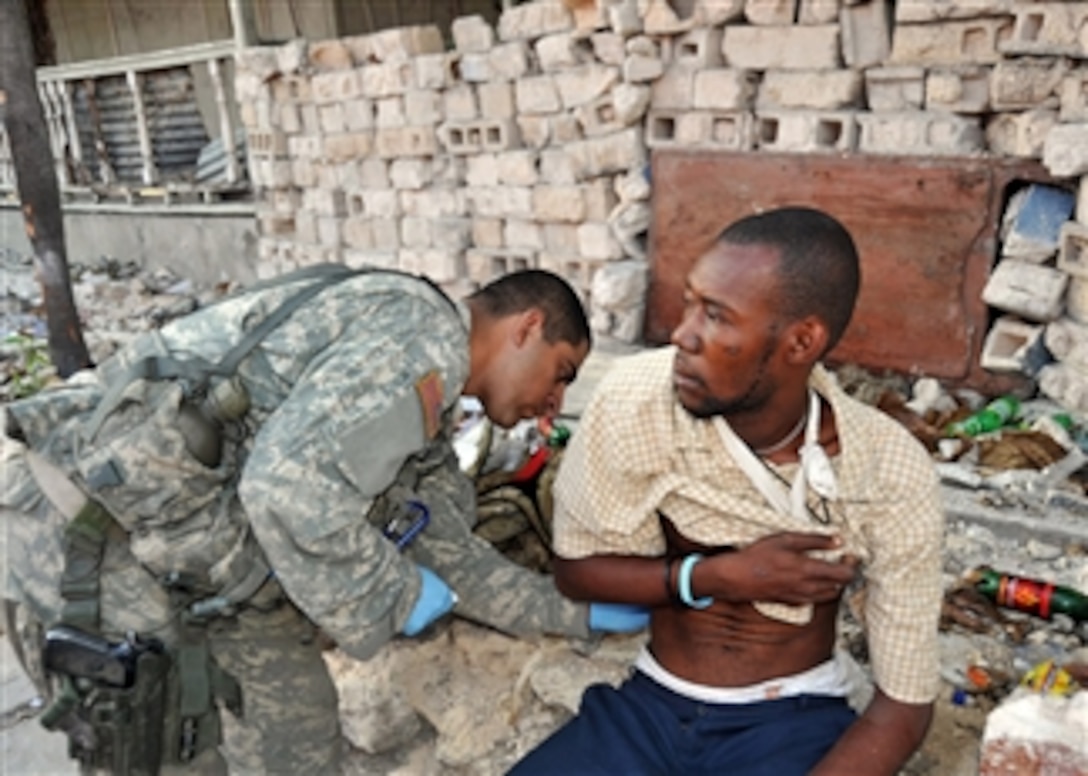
left=2, top=446, right=343, bottom=775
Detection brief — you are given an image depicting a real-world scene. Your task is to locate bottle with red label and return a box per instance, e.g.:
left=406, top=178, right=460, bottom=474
left=968, top=566, right=1088, bottom=622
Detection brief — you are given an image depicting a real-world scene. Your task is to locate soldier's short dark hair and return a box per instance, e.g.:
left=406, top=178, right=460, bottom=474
left=717, top=207, right=860, bottom=352
left=470, top=270, right=592, bottom=347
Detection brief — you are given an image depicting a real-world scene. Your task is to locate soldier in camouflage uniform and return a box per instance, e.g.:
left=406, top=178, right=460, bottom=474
left=0, top=267, right=643, bottom=774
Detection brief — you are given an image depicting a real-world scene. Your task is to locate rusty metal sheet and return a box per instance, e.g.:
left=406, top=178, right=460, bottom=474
left=646, top=151, right=1052, bottom=389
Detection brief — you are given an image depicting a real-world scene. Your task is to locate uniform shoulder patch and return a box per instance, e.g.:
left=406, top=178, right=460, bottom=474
left=415, top=370, right=445, bottom=439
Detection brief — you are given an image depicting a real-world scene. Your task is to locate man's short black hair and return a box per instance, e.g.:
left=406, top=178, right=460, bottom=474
left=717, top=207, right=861, bottom=352
left=470, top=269, right=592, bottom=347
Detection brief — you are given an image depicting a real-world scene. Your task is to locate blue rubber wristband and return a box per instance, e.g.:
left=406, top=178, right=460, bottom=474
left=678, top=553, right=713, bottom=609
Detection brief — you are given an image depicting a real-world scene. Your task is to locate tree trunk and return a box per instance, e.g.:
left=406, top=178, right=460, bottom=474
left=0, top=0, right=91, bottom=377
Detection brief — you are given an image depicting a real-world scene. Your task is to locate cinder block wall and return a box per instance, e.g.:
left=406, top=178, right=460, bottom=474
left=233, top=0, right=1088, bottom=404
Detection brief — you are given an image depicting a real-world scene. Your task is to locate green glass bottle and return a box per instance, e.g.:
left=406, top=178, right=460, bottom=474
left=946, top=396, right=1021, bottom=437
left=968, top=566, right=1088, bottom=622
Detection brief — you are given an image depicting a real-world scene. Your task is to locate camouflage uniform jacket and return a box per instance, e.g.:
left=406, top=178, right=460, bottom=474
left=4, top=270, right=589, bottom=660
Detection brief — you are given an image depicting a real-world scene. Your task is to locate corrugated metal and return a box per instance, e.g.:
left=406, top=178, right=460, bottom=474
left=69, top=67, right=210, bottom=186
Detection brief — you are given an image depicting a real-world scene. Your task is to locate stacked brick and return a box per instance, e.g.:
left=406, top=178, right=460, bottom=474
left=234, top=0, right=1088, bottom=354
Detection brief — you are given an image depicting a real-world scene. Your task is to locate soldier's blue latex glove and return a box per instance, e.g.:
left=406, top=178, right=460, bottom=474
left=588, top=602, right=650, bottom=633
left=402, top=567, right=456, bottom=636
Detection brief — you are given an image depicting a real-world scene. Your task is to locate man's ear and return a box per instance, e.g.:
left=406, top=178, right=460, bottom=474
left=513, top=308, right=545, bottom=346
left=783, top=316, right=829, bottom=365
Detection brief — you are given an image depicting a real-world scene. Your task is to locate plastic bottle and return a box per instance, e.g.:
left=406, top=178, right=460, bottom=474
left=945, top=396, right=1021, bottom=437
left=967, top=566, right=1088, bottom=622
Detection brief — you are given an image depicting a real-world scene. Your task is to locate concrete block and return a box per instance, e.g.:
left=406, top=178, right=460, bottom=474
left=360, top=62, right=414, bottom=98
left=516, top=116, right=553, bottom=150
left=438, top=120, right=522, bottom=156
left=979, top=315, right=1048, bottom=374
left=646, top=110, right=755, bottom=150
left=990, top=58, right=1068, bottom=111
left=375, top=96, right=406, bottom=129
left=459, top=53, right=493, bottom=83
left=344, top=100, right=375, bottom=132
left=389, top=158, right=433, bottom=190
left=664, top=28, right=724, bottom=68
left=1069, top=276, right=1088, bottom=324
left=694, top=69, right=759, bottom=110
left=466, top=248, right=536, bottom=284
left=358, top=158, right=389, bottom=189
left=414, top=53, right=458, bottom=90
left=1001, top=3, right=1088, bottom=58
left=592, top=32, right=627, bottom=65
left=865, top=66, right=925, bottom=111
left=981, top=259, right=1069, bottom=322
left=925, top=66, right=990, bottom=113
left=342, top=216, right=373, bottom=249
left=319, top=103, right=347, bottom=134
left=344, top=249, right=398, bottom=271
left=755, top=110, right=858, bottom=153
left=315, top=162, right=339, bottom=190
left=583, top=179, right=620, bottom=221
left=856, top=111, right=983, bottom=155
left=1038, top=362, right=1088, bottom=412
left=257, top=212, right=295, bottom=238
left=985, top=109, right=1059, bottom=159
left=401, top=216, right=431, bottom=248
left=400, top=247, right=465, bottom=284
left=554, top=114, right=584, bottom=144
left=578, top=222, right=626, bottom=260
left=404, top=90, right=443, bottom=125
left=366, top=25, right=444, bottom=63
left=533, top=185, right=588, bottom=222
left=841, top=0, right=892, bottom=67
left=799, top=0, right=840, bottom=24
left=608, top=0, right=643, bottom=35
left=569, top=0, right=609, bottom=32
left=477, top=82, right=515, bottom=120
left=1043, top=124, right=1088, bottom=177
left=361, top=218, right=396, bottom=251
left=650, top=67, right=696, bottom=110
left=434, top=151, right=467, bottom=187
left=555, top=65, right=622, bottom=109
left=498, top=1, right=573, bottom=41
left=543, top=223, right=581, bottom=252
left=323, top=132, right=372, bottom=163
left=641, top=0, right=699, bottom=34
left=373, top=126, right=440, bottom=158
left=1000, top=184, right=1076, bottom=262
left=452, top=15, right=494, bottom=53
left=890, top=19, right=1015, bottom=65
left=1045, top=316, right=1088, bottom=369
left=757, top=70, right=863, bottom=110
left=443, top=84, right=479, bottom=122
left=466, top=155, right=500, bottom=187
left=744, top=0, right=798, bottom=26
left=293, top=210, right=316, bottom=243
left=472, top=217, right=504, bottom=249
left=565, top=128, right=647, bottom=182
left=247, top=129, right=288, bottom=159
left=515, top=75, right=562, bottom=114
left=504, top=219, right=544, bottom=250
left=537, top=253, right=602, bottom=299
left=895, top=0, right=1012, bottom=23
left=1060, top=69, right=1088, bottom=123
left=433, top=218, right=472, bottom=253
left=465, top=186, right=533, bottom=219
left=539, top=148, right=577, bottom=184
left=722, top=25, right=842, bottom=70
left=625, top=52, right=665, bottom=83
left=698, top=0, right=747, bottom=24
left=299, top=104, right=320, bottom=135
left=274, top=39, right=307, bottom=76
left=360, top=190, right=401, bottom=218
left=576, top=95, right=626, bottom=137
left=497, top=150, right=539, bottom=186
left=271, top=74, right=311, bottom=104
left=308, top=39, right=353, bottom=71
left=312, top=71, right=363, bottom=105
left=303, top=188, right=346, bottom=218
left=536, top=33, right=590, bottom=72
left=401, top=189, right=464, bottom=218
left=1058, top=220, right=1088, bottom=280
left=290, top=159, right=316, bottom=188
left=278, top=102, right=302, bottom=134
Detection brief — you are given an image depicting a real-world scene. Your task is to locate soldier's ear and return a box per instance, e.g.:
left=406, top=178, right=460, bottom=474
left=513, top=308, right=544, bottom=347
